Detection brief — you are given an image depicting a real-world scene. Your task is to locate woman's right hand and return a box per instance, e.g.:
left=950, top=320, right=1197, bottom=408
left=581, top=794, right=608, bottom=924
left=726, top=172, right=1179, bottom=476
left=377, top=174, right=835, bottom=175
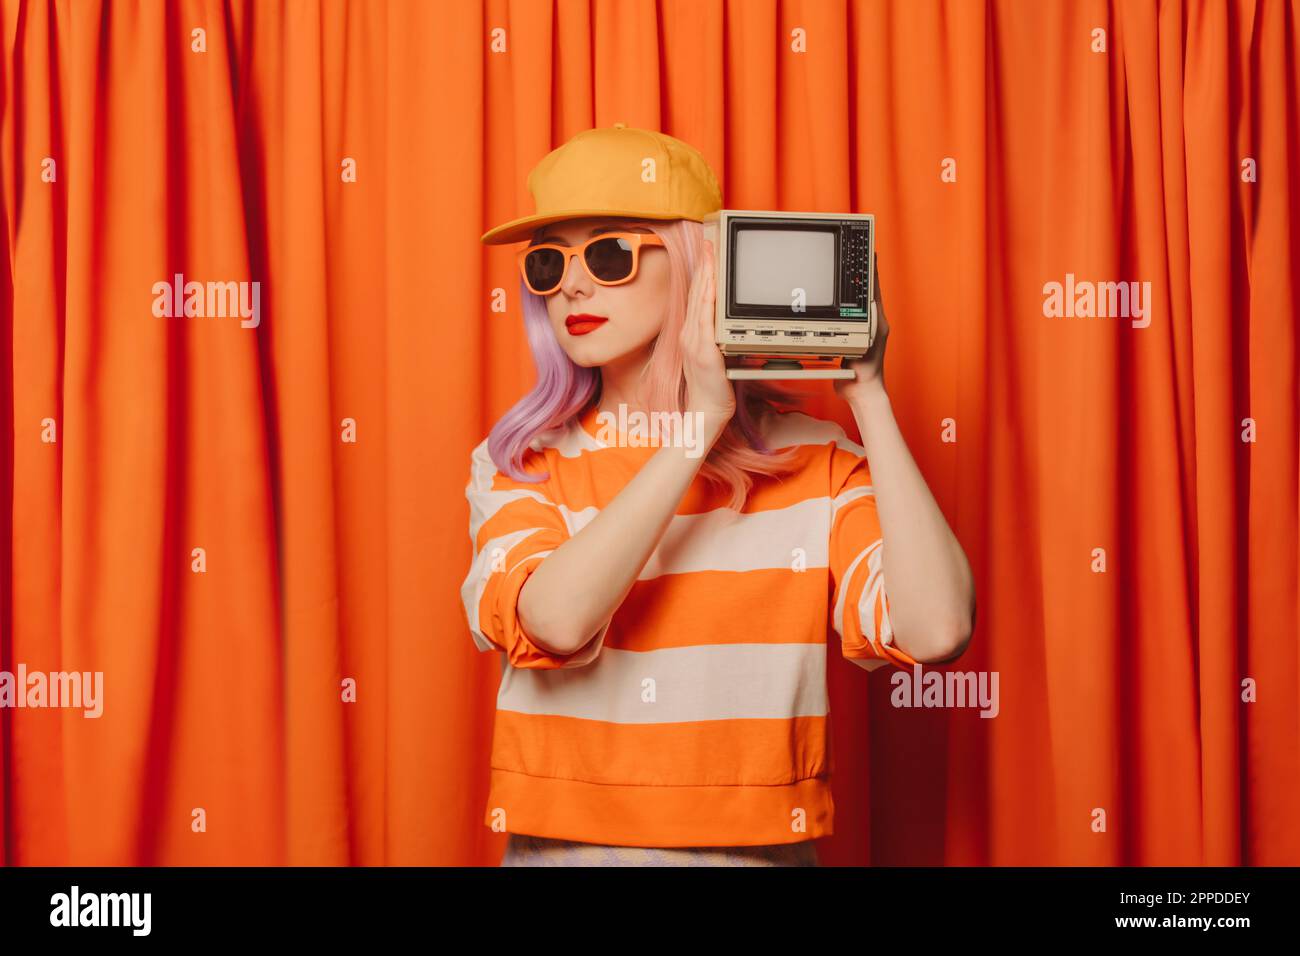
left=516, top=238, right=733, bottom=658
left=680, top=238, right=735, bottom=434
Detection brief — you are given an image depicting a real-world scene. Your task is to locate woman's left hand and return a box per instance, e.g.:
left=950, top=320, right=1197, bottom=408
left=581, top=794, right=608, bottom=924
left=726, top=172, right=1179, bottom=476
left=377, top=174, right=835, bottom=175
left=834, top=252, right=889, bottom=404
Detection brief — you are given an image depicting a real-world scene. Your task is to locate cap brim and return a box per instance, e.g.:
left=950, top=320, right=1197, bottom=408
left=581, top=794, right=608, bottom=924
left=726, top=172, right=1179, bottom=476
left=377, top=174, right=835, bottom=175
left=480, top=208, right=692, bottom=245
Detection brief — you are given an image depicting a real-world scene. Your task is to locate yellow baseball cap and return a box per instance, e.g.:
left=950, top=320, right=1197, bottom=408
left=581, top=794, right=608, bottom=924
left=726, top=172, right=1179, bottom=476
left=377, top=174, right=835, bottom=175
left=480, top=122, right=723, bottom=245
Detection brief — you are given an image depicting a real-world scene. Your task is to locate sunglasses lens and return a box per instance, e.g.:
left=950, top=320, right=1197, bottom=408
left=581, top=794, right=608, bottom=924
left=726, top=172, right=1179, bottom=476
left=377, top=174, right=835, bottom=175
left=585, top=237, right=636, bottom=283
left=523, top=248, right=566, bottom=292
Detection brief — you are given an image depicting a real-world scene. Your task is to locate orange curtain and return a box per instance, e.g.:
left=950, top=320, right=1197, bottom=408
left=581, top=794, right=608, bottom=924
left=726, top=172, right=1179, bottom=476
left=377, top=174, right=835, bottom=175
left=2, top=0, right=1296, bottom=866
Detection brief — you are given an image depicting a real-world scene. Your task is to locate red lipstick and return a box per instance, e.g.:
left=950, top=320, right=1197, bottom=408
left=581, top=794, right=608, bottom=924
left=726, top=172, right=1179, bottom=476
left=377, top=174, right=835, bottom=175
left=565, top=313, right=608, bottom=336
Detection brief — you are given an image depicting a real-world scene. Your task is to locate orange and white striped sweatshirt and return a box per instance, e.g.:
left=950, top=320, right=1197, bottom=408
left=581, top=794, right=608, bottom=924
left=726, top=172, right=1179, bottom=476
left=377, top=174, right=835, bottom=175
left=461, top=402, right=919, bottom=848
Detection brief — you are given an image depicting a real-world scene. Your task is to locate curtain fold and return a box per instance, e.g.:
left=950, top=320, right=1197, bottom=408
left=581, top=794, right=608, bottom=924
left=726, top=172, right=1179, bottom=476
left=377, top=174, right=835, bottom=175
left=1, top=0, right=1296, bottom=866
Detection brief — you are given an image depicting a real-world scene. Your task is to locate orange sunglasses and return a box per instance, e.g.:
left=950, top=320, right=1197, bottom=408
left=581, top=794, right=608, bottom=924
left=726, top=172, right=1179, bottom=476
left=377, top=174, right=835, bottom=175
left=517, top=231, right=666, bottom=295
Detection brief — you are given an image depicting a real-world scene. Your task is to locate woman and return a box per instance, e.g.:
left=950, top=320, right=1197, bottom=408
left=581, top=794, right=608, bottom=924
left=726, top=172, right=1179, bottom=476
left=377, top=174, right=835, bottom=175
left=463, top=125, right=975, bottom=866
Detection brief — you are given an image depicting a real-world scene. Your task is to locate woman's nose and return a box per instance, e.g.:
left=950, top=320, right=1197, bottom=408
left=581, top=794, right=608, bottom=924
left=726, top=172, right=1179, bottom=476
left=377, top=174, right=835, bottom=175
left=558, top=253, right=593, bottom=296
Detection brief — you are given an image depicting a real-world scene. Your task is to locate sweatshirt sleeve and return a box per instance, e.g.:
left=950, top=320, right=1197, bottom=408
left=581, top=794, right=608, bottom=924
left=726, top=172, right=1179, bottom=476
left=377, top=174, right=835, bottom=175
left=828, top=445, right=918, bottom=673
left=460, top=440, right=611, bottom=669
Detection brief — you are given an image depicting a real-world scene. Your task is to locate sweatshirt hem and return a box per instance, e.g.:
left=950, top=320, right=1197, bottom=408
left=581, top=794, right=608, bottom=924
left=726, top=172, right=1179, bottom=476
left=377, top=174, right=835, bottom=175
left=483, top=767, right=834, bottom=847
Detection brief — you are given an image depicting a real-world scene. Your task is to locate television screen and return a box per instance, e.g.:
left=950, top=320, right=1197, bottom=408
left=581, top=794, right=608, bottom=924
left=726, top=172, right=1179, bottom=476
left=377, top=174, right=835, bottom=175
left=733, top=227, right=836, bottom=307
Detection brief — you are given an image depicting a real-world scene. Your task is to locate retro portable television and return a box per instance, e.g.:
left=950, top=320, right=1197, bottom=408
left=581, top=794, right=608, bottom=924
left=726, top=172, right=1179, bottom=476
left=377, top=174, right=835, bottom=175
left=702, top=210, right=876, bottom=380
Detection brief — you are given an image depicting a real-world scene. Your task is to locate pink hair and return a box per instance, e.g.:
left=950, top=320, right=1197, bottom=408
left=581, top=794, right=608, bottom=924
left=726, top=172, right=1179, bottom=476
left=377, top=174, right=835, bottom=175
left=487, top=217, right=804, bottom=510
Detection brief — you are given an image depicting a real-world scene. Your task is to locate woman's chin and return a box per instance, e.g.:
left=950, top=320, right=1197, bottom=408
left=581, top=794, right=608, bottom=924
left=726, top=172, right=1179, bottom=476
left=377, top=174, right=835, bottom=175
left=559, top=329, right=657, bottom=369
left=561, top=342, right=620, bottom=367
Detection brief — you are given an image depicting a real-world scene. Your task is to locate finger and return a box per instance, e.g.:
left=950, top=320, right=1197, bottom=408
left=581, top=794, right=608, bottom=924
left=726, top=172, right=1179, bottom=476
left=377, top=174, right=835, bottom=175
left=702, top=243, right=716, bottom=316
left=685, top=242, right=716, bottom=355
left=691, top=257, right=707, bottom=316
left=682, top=290, right=701, bottom=357
left=684, top=259, right=703, bottom=319
left=685, top=255, right=708, bottom=339
left=700, top=262, right=715, bottom=338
